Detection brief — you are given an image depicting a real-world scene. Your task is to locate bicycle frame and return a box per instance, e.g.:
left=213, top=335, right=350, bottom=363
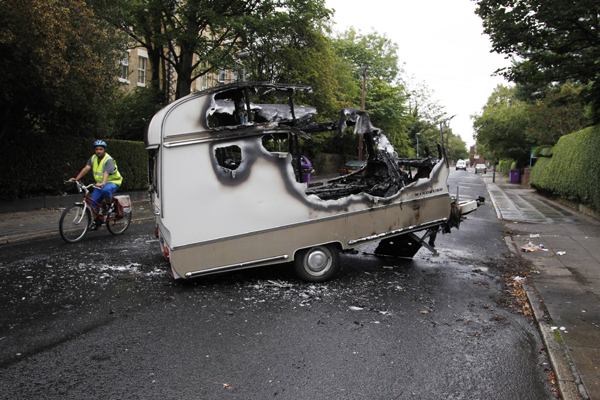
left=70, top=181, right=118, bottom=224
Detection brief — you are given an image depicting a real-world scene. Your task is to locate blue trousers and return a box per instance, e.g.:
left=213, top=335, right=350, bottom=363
left=91, top=183, right=119, bottom=211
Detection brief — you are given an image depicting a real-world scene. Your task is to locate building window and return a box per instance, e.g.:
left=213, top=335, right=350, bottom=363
left=118, top=52, right=129, bottom=83
left=218, top=69, right=226, bottom=84
left=138, top=56, right=147, bottom=86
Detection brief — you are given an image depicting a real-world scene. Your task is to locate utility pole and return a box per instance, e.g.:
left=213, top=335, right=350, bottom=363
left=359, top=66, right=368, bottom=161
left=440, top=115, right=457, bottom=152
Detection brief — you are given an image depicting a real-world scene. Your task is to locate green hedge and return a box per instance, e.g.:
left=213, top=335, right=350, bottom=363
left=533, top=145, right=553, bottom=157
left=0, top=134, right=148, bottom=201
left=498, top=159, right=516, bottom=175
left=529, top=125, right=600, bottom=212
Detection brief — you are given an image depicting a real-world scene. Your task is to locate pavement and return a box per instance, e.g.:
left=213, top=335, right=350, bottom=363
left=0, top=193, right=156, bottom=244
left=484, top=173, right=600, bottom=400
left=1, top=176, right=599, bottom=399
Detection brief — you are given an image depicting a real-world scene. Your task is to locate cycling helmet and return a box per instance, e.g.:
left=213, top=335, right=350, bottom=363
left=93, top=140, right=107, bottom=148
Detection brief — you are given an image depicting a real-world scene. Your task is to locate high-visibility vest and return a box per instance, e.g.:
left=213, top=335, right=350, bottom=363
left=92, top=153, right=123, bottom=186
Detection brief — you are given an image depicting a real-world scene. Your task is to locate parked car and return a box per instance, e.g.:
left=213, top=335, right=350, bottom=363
left=456, top=160, right=467, bottom=171
left=475, top=164, right=487, bottom=174
left=340, top=160, right=366, bottom=179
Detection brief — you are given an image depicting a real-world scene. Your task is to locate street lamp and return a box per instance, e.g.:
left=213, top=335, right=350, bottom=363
left=416, top=132, right=421, bottom=157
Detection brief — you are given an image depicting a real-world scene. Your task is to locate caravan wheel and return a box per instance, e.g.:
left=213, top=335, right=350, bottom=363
left=294, top=244, right=340, bottom=282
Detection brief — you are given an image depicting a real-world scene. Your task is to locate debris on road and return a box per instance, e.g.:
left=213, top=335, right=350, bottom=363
left=520, top=241, right=549, bottom=252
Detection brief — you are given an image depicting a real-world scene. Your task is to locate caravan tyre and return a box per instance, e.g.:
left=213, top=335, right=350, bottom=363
left=294, top=244, right=340, bottom=282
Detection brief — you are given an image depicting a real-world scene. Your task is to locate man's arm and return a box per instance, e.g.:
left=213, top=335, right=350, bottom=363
left=97, top=172, right=109, bottom=188
left=69, top=165, right=91, bottom=182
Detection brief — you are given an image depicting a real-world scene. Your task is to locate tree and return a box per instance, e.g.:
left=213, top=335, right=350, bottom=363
left=525, top=83, right=591, bottom=145
left=240, top=0, right=341, bottom=118
left=333, top=28, right=401, bottom=84
left=110, top=87, right=164, bottom=141
left=472, top=85, right=534, bottom=165
left=92, top=0, right=263, bottom=100
left=364, top=79, right=410, bottom=155
left=94, top=0, right=336, bottom=101
left=403, top=79, right=451, bottom=157
left=332, top=29, right=411, bottom=156
left=0, top=0, right=121, bottom=140
left=446, top=134, right=470, bottom=162
left=475, top=0, right=600, bottom=123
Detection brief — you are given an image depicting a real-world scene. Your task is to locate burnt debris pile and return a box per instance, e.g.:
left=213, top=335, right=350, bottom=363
left=306, top=108, right=439, bottom=201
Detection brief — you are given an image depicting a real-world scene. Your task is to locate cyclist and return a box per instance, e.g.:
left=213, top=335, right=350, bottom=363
left=69, top=140, right=123, bottom=227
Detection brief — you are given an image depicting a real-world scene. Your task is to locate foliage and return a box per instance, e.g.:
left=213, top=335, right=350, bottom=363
left=92, top=0, right=256, bottom=99
left=110, top=87, right=165, bottom=141
left=0, top=135, right=147, bottom=201
left=403, top=77, right=462, bottom=159
left=404, top=106, right=442, bottom=158
left=533, top=145, right=553, bottom=158
left=498, top=159, right=516, bottom=175
left=331, top=29, right=414, bottom=157
left=241, top=1, right=341, bottom=118
left=0, top=0, right=122, bottom=141
left=94, top=0, right=335, bottom=101
left=475, top=0, right=600, bottom=123
left=363, top=79, right=410, bottom=155
left=529, top=125, right=600, bottom=211
left=332, top=28, right=401, bottom=84
left=405, top=79, right=447, bottom=123
left=446, top=135, right=470, bottom=162
left=472, top=85, right=534, bottom=166
left=473, top=81, right=590, bottom=165
left=525, top=83, right=591, bottom=145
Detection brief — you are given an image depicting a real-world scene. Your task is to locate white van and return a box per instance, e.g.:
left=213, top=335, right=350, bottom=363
left=145, top=82, right=481, bottom=282
left=456, top=160, right=467, bottom=171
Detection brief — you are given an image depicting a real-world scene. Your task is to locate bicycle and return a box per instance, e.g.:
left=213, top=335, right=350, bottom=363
left=59, top=181, right=132, bottom=243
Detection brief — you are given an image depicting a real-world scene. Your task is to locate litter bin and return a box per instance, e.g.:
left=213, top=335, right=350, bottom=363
left=295, top=155, right=313, bottom=184
left=509, top=169, right=520, bottom=184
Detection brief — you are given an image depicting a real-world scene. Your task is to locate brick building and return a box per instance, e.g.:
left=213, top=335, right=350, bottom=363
left=469, top=145, right=490, bottom=167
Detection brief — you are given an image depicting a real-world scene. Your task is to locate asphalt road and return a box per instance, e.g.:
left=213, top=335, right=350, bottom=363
left=0, top=170, right=555, bottom=399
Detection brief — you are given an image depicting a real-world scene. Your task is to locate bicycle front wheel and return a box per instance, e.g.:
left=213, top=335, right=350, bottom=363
left=106, top=207, right=132, bottom=235
left=59, top=204, right=91, bottom=243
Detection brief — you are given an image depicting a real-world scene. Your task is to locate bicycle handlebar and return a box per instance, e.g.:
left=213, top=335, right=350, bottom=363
left=64, top=180, right=96, bottom=193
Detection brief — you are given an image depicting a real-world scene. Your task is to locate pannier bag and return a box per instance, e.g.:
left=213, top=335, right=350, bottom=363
left=114, top=195, right=132, bottom=218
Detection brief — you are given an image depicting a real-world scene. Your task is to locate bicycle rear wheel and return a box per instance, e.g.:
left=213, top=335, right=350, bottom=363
left=106, top=207, right=132, bottom=235
left=59, top=204, right=91, bottom=243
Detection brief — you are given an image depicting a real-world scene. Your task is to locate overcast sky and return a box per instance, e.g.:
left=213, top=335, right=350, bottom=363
left=324, top=0, right=513, bottom=147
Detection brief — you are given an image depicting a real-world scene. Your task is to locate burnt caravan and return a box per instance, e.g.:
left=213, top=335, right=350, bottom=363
left=146, top=82, right=481, bottom=282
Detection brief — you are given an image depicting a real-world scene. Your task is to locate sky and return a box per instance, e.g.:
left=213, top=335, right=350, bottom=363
left=324, top=0, right=513, bottom=147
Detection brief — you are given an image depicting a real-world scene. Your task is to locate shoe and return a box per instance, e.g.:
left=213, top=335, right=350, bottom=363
left=90, top=218, right=103, bottom=230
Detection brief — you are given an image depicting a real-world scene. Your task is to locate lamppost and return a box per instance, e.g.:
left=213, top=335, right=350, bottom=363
left=416, top=132, right=421, bottom=157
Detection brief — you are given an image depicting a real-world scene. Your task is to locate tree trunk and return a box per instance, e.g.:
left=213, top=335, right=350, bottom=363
left=174, top=12, right=199, bottom=100
left=175, top=50, right=194, bottom=99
